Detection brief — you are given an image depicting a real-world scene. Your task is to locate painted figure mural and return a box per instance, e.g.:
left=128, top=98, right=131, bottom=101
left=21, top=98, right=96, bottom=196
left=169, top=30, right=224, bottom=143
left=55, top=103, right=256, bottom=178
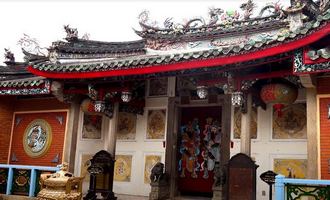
left=179, top=118, right=221, bottom=179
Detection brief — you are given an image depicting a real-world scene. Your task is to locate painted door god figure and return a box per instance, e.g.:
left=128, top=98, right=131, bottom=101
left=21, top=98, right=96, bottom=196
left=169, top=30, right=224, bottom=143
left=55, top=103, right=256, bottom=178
left=201, top=118, right=221, bottom=179
left=179, top=118, right=200, bottom=178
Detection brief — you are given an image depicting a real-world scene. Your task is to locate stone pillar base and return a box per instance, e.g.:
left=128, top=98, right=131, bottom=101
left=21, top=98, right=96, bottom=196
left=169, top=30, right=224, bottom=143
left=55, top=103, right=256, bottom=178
left=212, top=186, right=222, bottom=200
left=149, top=181, right=169, bottom=200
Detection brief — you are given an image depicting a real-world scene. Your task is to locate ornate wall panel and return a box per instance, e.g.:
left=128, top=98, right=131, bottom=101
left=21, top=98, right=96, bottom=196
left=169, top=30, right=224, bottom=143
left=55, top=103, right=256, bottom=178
left=146, top=109, right=166, bottom=140
left=114, top=155, right=132, bottom=182
left=10, top=111, right=67, bottom=166
left=80, top=154, right=93, bottom=182
left=82, top=114, right=102, bottom=139
left=233, top=107, right=258, bottom=139
left=116, top=112, right=137, bottom=140
left=272, top=103, right=307, bottom=139
left=144, top=154, right=161, bottom=184
left=148, top=78, right=168, bottom=97
left=273, top=159, right=307, bottom=179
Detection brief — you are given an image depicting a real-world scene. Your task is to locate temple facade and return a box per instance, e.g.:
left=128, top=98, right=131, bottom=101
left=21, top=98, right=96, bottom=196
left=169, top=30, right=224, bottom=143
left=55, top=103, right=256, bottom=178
left=0, top=0, right=329, bottom=199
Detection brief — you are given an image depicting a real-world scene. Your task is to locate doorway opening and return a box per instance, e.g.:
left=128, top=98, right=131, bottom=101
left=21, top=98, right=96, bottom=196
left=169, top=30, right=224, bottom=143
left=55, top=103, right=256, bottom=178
left=177, top=106, right=221, bottom=198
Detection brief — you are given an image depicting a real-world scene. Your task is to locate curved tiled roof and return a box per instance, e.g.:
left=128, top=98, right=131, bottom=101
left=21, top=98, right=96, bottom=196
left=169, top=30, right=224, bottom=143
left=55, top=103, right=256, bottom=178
left=0, top=50, right=51, bottom=95
left=0, top=78, right=50, bottom=95
left=49, top=39, right=146, bottom=61
left=135, top=14, right=288, bottom=42
left=51, top=39, right=145, bottom=54
left=29, top=4, right=330, bottom=79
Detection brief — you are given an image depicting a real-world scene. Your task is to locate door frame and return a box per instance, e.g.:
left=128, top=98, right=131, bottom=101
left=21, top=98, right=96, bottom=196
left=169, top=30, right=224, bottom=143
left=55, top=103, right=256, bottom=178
left=165, top=95, right=231, bottom=199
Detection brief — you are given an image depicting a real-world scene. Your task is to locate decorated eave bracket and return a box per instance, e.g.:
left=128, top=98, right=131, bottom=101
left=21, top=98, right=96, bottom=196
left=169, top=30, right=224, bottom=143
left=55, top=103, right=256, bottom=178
left=0, top=80, right=51, bottom=95
left=293, top=48, right=330, bottom=74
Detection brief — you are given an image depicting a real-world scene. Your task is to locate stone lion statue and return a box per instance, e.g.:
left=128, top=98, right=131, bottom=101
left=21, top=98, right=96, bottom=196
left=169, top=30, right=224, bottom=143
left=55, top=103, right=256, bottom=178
left=150, top=162, right=165, bottom=183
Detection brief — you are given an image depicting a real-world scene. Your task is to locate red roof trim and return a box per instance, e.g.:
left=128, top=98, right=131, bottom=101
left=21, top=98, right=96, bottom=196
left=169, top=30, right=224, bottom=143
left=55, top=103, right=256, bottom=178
left=28, top=23, right=330, bottom=79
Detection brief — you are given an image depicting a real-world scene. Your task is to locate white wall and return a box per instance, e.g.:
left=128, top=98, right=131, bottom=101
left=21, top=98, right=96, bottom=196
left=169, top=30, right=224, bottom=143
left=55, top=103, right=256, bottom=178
left=73, top=84, right=307, bottom=199
left=73, top=99, right=168, bottom=196
left=74, top=112, right=108, bottom=194
left=114, top=97, right=167, bottom=196
left=230, top=89, right=307, bottom=200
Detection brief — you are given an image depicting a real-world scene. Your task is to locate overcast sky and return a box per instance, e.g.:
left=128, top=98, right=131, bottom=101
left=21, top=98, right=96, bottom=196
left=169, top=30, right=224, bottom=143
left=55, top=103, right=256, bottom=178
left=0, top=0, right=290, bottom=63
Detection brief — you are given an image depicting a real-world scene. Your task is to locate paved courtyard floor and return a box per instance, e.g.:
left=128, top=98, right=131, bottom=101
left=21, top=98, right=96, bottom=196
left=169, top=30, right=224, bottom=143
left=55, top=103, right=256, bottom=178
left=116, top=194, right=211, bottom=200
left=0, top=194, right=212, bottom=200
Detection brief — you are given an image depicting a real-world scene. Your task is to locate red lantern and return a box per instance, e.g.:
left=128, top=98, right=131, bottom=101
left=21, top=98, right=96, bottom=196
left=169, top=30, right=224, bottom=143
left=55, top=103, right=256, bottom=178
left=80, top=98, right=103, bottom=116
left=260, top=83, right=298, bottom=117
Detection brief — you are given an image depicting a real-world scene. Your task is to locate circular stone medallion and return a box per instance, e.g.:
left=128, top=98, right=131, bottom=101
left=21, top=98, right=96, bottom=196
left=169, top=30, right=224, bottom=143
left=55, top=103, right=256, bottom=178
left=23, top=119, right=52, bottom=158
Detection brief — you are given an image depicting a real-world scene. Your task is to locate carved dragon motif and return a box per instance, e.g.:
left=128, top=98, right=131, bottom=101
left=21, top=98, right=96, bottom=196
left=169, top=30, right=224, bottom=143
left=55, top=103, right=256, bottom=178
left=64, top=25, right=78, bottom=40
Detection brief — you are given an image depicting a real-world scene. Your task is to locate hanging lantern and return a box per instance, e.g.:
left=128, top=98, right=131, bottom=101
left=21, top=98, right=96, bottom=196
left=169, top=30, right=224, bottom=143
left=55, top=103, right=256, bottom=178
left=121, top=91, right=132, bottom=103
left=94, top=100, right=106, bottom=112
left=196, top=86, right=208, bottom=99
left=231, top=91, right=244, bottom=107
left=260, top=83, right=298, bottom=117
left=80, top=99, right=103, bottom=115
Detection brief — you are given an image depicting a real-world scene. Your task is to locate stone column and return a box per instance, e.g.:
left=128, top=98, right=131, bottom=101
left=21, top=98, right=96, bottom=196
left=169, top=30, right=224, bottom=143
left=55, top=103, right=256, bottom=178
left=64, top=100, right=80, bottom=173
left=299, top=75, right=318, bottom=179
left=104, top=102, right=119, bottom=156
left=213, top=95, right=231, bottom=200
left=306, top=88, right=318, bottom=179
left=240, top=93, right=252, bottom=156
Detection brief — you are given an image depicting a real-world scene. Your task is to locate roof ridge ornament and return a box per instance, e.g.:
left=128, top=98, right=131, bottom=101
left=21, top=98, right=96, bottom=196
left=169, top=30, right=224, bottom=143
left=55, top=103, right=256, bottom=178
left=17, top=34, right=47, bottom=57
left=64, top=25, right=78, bottom=41
left=240, top=0, right=256, bottom=20
left=137, top=1, right=285, bottom=36
left=208, top=7, right=225, bottom=26
left=4, top=48, right=15, bottom=65
left=258, top=1, right=285, bottom=18
left=320, top=0, right=330, bottom=11
left=285, top=2, right=307, bottom=32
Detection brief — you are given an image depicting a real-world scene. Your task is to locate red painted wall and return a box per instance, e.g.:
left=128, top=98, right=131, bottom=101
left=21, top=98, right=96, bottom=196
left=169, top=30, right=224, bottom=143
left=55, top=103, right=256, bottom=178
left=317, top=77, right=330, bottom=94
left=0, top=97, right=69, bottom=165
left=0, top=97, right=15, bottom=163
left=317, top=77, right=330, bottom=179
left=14, top=98, right=68, bottom=112
left=319, top=97, right=330, bottom=179
left=9, top=111, right=67, bottom=166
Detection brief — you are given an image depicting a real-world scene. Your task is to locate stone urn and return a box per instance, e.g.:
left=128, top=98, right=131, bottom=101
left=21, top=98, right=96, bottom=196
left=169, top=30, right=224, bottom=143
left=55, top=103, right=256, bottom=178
left=37, top=163, right=85, bottom=200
